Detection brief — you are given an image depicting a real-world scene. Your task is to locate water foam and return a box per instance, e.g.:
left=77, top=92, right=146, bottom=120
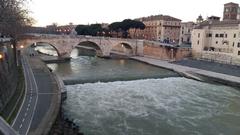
left=63, top=78, right=240, bottom=135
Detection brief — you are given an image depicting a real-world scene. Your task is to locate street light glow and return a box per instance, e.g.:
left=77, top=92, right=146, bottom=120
left=11, top=45, right=14, bottom=49
left=20, top=45, right=24, bottom=49
left=0, top=53, right=3, bottom=59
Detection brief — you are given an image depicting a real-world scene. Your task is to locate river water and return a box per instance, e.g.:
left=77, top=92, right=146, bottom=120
left=41, top=46, right=240, bottom=135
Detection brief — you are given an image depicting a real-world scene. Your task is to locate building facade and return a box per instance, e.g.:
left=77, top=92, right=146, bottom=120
left=179, top=22, right=195, bottom=45
left=192, top=14, right=240, bottom=65
left=129, top=15, right=181, bottom=43
left=56, top=23, right=77, bottom=35
left=192, top=2, right=240, bottom=65
left=223, top=2, right=239, bottom=20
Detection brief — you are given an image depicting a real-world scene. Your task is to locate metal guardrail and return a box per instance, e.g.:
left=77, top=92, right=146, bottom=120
left=0, top=117, right=18, bottom=135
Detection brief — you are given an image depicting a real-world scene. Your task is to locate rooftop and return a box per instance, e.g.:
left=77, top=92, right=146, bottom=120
left=195, top=20, right=240, bottom=29
left=136, top=15, right=181, bottom=22
left=224, top=2, right=239, bottom=6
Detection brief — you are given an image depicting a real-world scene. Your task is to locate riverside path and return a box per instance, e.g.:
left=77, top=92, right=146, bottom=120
left=132, top=56, right=240, bottom=87
left=12, top=48, right=61, bottom=135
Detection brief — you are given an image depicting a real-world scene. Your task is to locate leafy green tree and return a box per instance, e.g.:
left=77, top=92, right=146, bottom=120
left=75, top=24, right=104, bottom=36
left=109, top=19, right=145, bottom=38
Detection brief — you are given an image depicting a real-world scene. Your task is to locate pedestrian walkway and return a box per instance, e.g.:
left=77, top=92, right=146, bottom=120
left=132, top=57, right=240, bottom=88
left=173, top=59, right=240, bottom=77
left=12, top=47, right=61, bottom=135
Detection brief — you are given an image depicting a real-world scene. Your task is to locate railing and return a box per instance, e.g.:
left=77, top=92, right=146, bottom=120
left=23, top=34, right=178, bottom=48
left=0, top=117, right=18, bottom=135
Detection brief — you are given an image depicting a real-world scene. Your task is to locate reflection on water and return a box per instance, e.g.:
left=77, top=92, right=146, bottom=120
left=34, top=44, right=58, bottom=56
left=47, top=56, right=179, bottom=85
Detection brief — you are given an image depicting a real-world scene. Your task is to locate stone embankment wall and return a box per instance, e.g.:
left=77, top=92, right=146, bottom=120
left=193, top=51, right=240, bottom=66
left=0, top=42, right=18, bottom=111
left=143, top=43, right=191, bottom=61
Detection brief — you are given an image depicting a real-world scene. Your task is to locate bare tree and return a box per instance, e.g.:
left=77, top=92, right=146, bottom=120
left=0, top=0, right=34, bottom=38
left=0, top=0, right=34, bottom=65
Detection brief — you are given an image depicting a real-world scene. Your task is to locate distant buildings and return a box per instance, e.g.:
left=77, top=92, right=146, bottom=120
left=191, top=2, right=240, bottom=65
left=223, top=2, right=239, bottom=20
left=24, top=23, right=77, bottom=35
left=179, top=22, right=195, bottom=45
left=56, top=23, right=77, bottom=35
left=129, top=15, right=181, bottom=43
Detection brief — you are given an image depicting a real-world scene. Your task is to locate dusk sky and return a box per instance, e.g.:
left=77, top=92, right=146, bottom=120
left=29, top=0, right=239, bottom=26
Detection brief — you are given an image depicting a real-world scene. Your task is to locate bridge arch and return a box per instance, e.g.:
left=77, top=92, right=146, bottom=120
left=33, top=42, right=61, bottom=56
left=111, top=42, right=134, bottom=56
left=75, top=41, right=104, bottom=56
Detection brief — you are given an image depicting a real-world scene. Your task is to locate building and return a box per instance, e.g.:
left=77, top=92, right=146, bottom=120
left=223, top=2, right=239, bottom=20
left=56, top=23, right=77, bottom=35
left=129, top=15, right=181, bottom=43
left=196, top=15, right=204, bottom=24
left=179, top=22, right=195, bottom=45
left=191, top=2, right=240, bottom=65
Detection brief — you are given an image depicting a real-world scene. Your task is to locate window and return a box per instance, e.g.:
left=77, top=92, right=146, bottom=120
left=225, top=34, right=227, bottom=38
left=216, top=41, right=218, bottom=44
left=238, top=42, right=240, bottom=48
left=238, top=51, right=240, bottom=55
left=207, top=33, right=212, bottom=37
left=197, top=40, right=200, bottom=45
left=233, top=42, right=235, bottom=47
left=215, top=34, right=219, bottom=37
left=198, top=33, right=200, bottom=38
left=234, top=34, right=236, bottom=38
left=220, top=34, right=224, bottom=37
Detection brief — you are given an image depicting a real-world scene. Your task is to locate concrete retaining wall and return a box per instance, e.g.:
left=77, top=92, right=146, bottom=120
left=143, top=43, right=191, bottom=61
left=0, top=42, right=18, bottom=111
left=193, top=51, right=240, bottom=66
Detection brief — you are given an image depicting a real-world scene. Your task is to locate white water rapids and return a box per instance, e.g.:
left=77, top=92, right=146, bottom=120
left=63, top=78, right=240, bottom=135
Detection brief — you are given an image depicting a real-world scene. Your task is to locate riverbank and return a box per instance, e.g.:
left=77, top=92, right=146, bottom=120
left=25, top=48, right=85, bottom=135
left=131, top=56, right=240, bottom=88
left=48, top=105, right=84, bottom=135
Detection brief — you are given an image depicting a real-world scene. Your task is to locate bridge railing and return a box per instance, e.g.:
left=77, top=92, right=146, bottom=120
left=22, top=34, right=179, bottom=48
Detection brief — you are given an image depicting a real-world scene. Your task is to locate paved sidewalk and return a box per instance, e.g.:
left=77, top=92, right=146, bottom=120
left=132, top=57, right=240, bottom=87
left=12, top=47, right=61, bottom=135
left=173, top=59, right=240, bottom=77
left=27, top=49, right=61, bottom=135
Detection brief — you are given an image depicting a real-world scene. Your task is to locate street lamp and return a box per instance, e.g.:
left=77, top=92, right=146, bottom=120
left=0, top=53, right=4, bottom=60
left=20, top=45, right=24, bottom=49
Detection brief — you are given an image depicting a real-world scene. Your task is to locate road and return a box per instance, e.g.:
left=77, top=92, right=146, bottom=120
left=11, top=47, right=60, bottom=135
left=12, top=55, right=38, bottom=135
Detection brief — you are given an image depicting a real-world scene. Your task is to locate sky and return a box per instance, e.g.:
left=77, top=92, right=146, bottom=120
left=28, top=0, right=240, bottom=27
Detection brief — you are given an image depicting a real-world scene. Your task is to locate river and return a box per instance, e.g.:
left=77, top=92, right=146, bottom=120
left=38, top=45, right=240, bottom=135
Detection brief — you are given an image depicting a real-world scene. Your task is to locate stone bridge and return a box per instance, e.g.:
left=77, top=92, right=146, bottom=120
left=17, top=34, right=145, bottom=58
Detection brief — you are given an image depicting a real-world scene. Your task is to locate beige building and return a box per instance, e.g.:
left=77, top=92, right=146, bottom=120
left=129, top=15, right=181, bottom=43
left=179, top=22, right=195, bottom=45
left=192, top=16, right=240, bottom=65
left=192, top=2, right=240, bottom=65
